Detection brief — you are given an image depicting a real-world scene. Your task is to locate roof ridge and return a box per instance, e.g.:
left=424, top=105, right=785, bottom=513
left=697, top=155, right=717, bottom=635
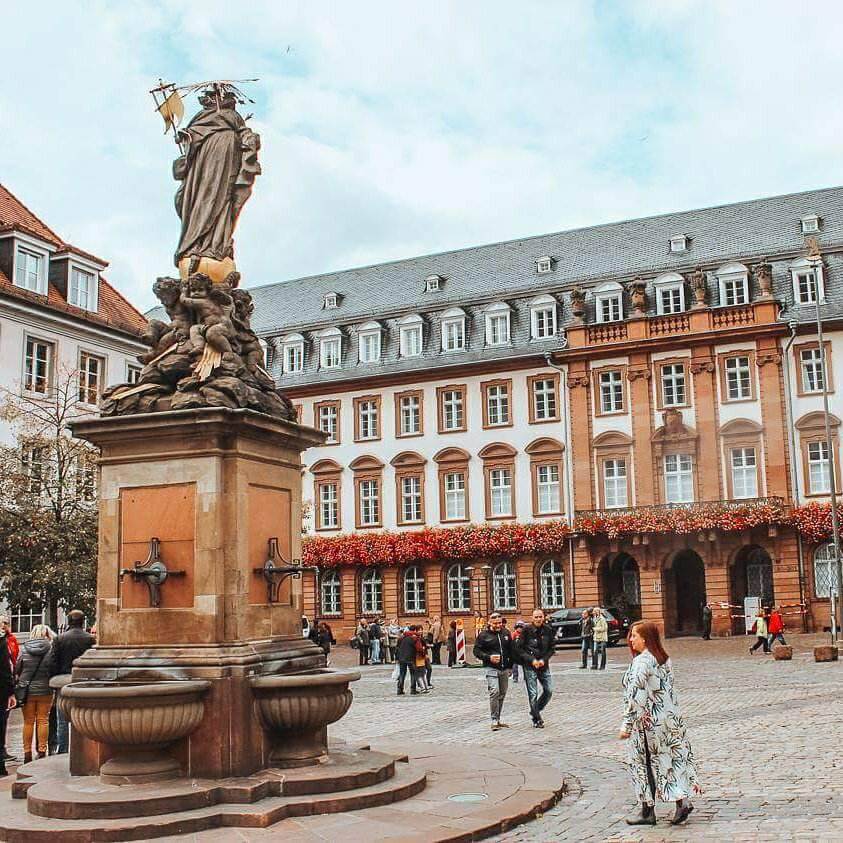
left=0, top=182, right=64, bottom=246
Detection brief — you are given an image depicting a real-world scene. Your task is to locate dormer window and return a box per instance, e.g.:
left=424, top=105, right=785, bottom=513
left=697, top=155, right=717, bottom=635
left=281, top=333, right=305, bottom=374
left=653, top=272, right=685, bottom=315
left=317, top=328, right=342, bottom=369
left=801, top=215, right=820, bottom=234
left=14, top=243, right=47, bottom=294
left=69, top=266, right=97, bottom=311
left=425, top=275, right=443, bottom=293
left=669, top=235, right=689, bottom=254
left=398, top=314, right=423, bottom=357
left=594, top=283, right=624, bottom=323
left=791, top=257, right=825, bottom=305
left=441, top=307, right=466, bottom=352
left=358, top=321, right=382, bottom=364
left=535, top=256, right=553, bottom=275
left=323, top=292, right=339, bottom=310
left=716, top=262, right=749, bottom=306
left=529, top=294, right=557, bottom=339
left=485, top=302, right=511, bottom=346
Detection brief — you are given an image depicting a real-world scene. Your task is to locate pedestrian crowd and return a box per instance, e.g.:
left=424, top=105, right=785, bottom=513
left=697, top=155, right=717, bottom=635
left=0, top=609, right=95, bottom=775
left=748, top=605, right=787, bottom=654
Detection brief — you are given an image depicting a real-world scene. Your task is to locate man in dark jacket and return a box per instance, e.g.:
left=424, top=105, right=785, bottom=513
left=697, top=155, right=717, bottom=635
left=396, top=627, right=420, bottom=696
left=0, top=633, right=13, bottom=776
left=473, top=612, right=515, bottom=730
left=48, top=610, right=95, bottom=754
left=369, top=619, right=383, bottom=664
left=579, top=609, right=594, bottom=669
left=515, top=608, right=555, bottom=728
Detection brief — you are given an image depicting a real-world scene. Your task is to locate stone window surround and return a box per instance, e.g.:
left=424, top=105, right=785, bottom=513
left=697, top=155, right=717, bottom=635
left=391, top=451, right=427, bottom=526
left=793, top=340, right=835, bottom=397
left=717, top=350, right=757, bottom=404
left=8, top=232, right=52, bottom=296
left=313, top=399, right=341, bottom=446
left=357, top=567, right=383, bottom=617
left=594, top=281, right=624, bottom=324
left=398, top=313, right=424, bottom=358
left=651, top=417, right=700, bottom=505
left=716, top=262, right=750, bottom=307
left=592, top=364, right=628, bottom=417
left=529, top=293, right=557, bottom=339
left=310, top=458, right=343, bottom=532
left=527, top=372, right=561, bottom=424
left=655, top=357, right=691, bottom=410
left=319, top=569, right=342, bottom=616
left=796, top=411, right=842, bottom=498
left=22, top=332, right=56, bottom=396
left=436, top=383, right=468, bottom=434
left=440, top=307, right=467, bottom=353
left=790, top=257, right=825, bottom=305
left=535, top=557, right=567, bottom=610
left=401, top=564, right=428, bottom=615
left=394, top=389, right=424, bottom=438
left=526, top=437, right=565, bottom=518
left=77, top=348, right=106, bottom=408
left=484, top=302, right=512, bottom=347
left=593, top=431, right=634, bottom=510
left=281, top=333, right=305, bottom=374
left=719, top=419, right=764, bottom=500
left=353, top=394, right=382, bottom=443
left=652, top=272, right=686, bottom=316
left=479, top=442, right=517, bottom=521
left=434, top=447, right=471, bottom=524
left=350, top=455, right=384, bottom=529
left=480, top=377, right=514, bottom=429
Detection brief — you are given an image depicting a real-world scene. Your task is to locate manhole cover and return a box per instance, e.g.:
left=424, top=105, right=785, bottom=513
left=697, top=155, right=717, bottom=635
left=448, top=793, right=489, bottom=803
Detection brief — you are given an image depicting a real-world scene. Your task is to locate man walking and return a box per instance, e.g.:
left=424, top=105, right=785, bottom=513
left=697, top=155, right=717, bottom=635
left=516, top=608, right=555, bottom=728
left=473, top=612, right=515, bottom=731
left=579, top=608, right=593, bottom=669
left=768, top=607, right=787, bottom=647
left=396, top=626, right=419, bottom=696
left=47, top=610, right=95, bottom=754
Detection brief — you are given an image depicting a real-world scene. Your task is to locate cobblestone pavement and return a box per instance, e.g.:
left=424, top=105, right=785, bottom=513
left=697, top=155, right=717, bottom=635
left=327, top=633, right=843, bottom=842
left=7, top=634, right=842, bottom=841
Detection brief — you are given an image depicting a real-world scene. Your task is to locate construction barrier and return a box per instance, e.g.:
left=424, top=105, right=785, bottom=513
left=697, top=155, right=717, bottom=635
left=455, top=619, right=466, bottom=665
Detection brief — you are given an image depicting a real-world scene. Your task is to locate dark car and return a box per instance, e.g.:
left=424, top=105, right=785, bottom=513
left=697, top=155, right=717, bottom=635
left=549, top=607, right=625, bottom=647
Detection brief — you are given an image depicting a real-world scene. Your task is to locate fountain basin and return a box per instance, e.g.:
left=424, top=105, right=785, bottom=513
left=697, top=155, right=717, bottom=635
left=251, top=668, right=360, bottom=767
left=61, top=680, right=211, bottom=784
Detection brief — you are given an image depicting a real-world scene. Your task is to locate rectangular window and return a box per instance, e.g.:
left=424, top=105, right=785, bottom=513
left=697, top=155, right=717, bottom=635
left=808, top=441, right=831, bottom=494
left=531, top=306, right=556, bottom=339
left=440, top=388, right=465, bottom=432
left=320, top=337, right=341, bottom=369
left=801, top=347, right=825, bottom=393
left=127, top=365, right=142, bottom=385
left=658, top=285, right=683, bottom=315
left=531, top=377, right=558, bottom=421
left=489, top=468, right=512, bottom=517
left=69, top=267, right=95, bottom=310
left=15, top=248, right=43, bottom=292
left=731, top=447, right=758, bottom=499
left=536, top=464, right=560, bottom=514
left=442, top=319, right=465, bottom=351
left=356, top=399, right=379, bottom=440
left=319, top=482, right=339, bottom=529
left=359, top=331, right=381, bottom=363
left=486, top=313, right=510, bottom=346
left=21, top=445, right=44, bottom=495
left=284, top=343, right=303, bottom=373
left=661, top=362, right=686, bottom=406
left=797, top=270, right=819, bottom=304
left=599, top=370, right=624, bottom=413
left=725, top=356, right=752, bottom=400
left=597, top=294, right=622, bottom=323
left=722, top=276, right=748, bottom=306
left=399, top=324, right=422, bottom=357
left=603, top=459, right=628, bottom=509
left=359, top=479, right=380, bottom=526
left=401, top=476, right=423, bottom=523
left=78, top=352, right=104, bottom=405
left=485, top=383, right=510, bottom=426
left=24, top=338, right=52, bottom=394
left=398, top=393, right=421, bottom=436
left=664, top=453, right=694, bottom=503
left=444, top=471, right=466, bottom=520
left=317, top=403, right=339, bottom=443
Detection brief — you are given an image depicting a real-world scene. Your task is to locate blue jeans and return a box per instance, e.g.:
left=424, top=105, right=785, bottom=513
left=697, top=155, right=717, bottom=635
left=56, top=704, right=69, bottom=754
left=370, top=639, right=381, bottom=663
left=523, top=666, right=553, bottom=722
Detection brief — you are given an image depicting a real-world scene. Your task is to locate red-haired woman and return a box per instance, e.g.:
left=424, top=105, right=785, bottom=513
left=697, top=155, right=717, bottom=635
left=619, top=621, right=699, bottom=827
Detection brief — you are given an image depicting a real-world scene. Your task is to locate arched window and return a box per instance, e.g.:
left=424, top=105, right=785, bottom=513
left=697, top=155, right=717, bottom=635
left=814, top=543, right=839, bottom=598
left=539, top=559, right=566, bottom=609
left=446, top=564, right=471, bottom=612
left=492, top=561, right=517, bottom=610
left=403, top=566, right=427, bottom=614
left=321, top=570, right=341, bottom=616
left=361, top=569, right=383, bottom=614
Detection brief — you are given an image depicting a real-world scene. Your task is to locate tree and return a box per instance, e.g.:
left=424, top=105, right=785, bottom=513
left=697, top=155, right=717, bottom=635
left=0, top=366, right=98, bottom=627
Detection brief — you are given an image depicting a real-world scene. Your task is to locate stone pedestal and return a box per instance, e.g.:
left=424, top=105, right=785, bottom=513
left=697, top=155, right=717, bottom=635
left=814, top=644, right=839, bottom=663
left=772, top=645, right=793, bottom=660
left=69, top=408, right=326, bottom=779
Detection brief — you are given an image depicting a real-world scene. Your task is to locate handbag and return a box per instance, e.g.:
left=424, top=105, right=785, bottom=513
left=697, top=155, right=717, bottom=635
left=14, top=648, right=47, bottom=708
left=350, top=635, right=360, bottom=650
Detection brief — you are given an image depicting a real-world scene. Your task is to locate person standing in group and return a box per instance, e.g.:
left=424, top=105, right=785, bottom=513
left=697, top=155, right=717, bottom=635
left=768, top=607, right=787, bottom=647
left=620, top=621, right=699, bottom=826
left=369, top=618, right=383, bottom=665
left=15, top=624, right=53, bottom=763
left=447, top=620, right=458, bottom=667
left=473, top=612, right=515, bottom=730
left=47, top=609, right=95, bottom=755
left=316, top=622, right=335, bottom=664
left=701, top=604, right=713, bottom=640
left=396, top=626, right=420, bottom=695
left=386, top=619, right=400, bottom=664
left=0, top=618, right=18, bottom=765
left=515, top=608, right=555, bottom=728
left=749, top=610, right=770, bottom=654
left=355, top=619, right=371, bottom=665
left=414, top=627, right=431, bottom=693
left=579, top=608, right=594, bottom=669
left=0, top=628, right=13, bottom=776
left=430, top=615, right=445, bottom=665
left=592, top=607, right=608, bottom=670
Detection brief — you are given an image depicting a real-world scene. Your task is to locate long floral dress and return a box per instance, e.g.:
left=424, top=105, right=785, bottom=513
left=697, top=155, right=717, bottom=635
left=621, top=650, right=699, bottom=805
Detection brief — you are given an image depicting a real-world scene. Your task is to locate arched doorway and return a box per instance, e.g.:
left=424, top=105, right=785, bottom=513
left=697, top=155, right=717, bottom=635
left=599, top=553, right=642, bottom=621
left=667, top=550, right=707, bottom=636
left=730, top=545, right=775, bottom=635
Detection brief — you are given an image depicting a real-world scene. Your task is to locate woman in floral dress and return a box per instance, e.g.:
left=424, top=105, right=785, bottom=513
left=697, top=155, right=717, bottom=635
left=619, top=621, right=700, bottom=826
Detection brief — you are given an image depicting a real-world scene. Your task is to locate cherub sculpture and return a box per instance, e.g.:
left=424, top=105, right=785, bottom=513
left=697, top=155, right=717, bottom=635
left=138, top=277, right=193, bottom=363
left=179, top=273, right=236, bottom=380
left=231, top=288, right=273, bottom=387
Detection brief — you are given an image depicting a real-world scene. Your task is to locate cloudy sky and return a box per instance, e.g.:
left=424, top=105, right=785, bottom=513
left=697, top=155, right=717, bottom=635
left=2, top=2, right=842, bottom=311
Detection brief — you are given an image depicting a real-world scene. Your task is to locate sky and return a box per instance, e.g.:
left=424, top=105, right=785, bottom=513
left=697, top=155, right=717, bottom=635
left=3, top=1, right=843, bottom=312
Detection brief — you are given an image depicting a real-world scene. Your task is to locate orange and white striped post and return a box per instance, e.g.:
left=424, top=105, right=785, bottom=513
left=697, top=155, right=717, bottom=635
left=455, top=619, right=466, bottom=666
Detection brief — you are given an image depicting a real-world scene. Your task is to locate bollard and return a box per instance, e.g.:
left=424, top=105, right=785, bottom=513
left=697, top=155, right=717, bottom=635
left=814, top=644, right=839, bottom=662
left=773, top=645, right=793, bottom=660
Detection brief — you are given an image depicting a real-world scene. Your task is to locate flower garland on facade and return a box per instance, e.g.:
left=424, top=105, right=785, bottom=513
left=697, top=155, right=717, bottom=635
left=788, top=502, right=835, bottom=544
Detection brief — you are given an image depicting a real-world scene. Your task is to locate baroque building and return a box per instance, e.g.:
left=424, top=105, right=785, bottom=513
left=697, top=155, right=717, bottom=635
left=248, top=187, right=842, bottom=640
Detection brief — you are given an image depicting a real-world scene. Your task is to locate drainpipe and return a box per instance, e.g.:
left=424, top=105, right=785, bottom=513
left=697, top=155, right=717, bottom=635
left=545, top=352, right=577, bottom=602
left=782, top=320, right=808, bottom=632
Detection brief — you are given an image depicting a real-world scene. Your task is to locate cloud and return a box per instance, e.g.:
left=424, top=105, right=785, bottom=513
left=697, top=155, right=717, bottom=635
left=2, top=1, right=843, bottom=313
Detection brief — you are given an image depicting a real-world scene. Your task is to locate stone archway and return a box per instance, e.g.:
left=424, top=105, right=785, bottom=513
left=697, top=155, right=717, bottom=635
left=666, top=549, right=707, bottom=636
left=598, top=552, right=642, bottom=621
left=730, top=545, right=775, bottom=635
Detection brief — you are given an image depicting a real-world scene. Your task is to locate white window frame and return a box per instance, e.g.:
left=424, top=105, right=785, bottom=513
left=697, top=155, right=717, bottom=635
left=539, top=559, right=566, bottom=609
left=808, top=441, right=831, bottom=495
left=78, top=351, right=105, bottom=406
left=791, top=257, right=825, bottom=305
left=424, top=275, right=442, bottom=293
left=594, top=283, right=624, bottom=323
left=725, top=355, right=752, bottom=400
left=536, top=463, right=561, bottom=514
left=486, top=383, right=510, bottom=426
left=535, top=256, right=553, bottom=275
left=529, top=294, right=557, bottom=340
left=444, top=471, right=466, bottom=520
left=403, top=565, right=427, bottom=613
left=318, top=404, right=339, bottom=443
left=653, top=273, right=686, bottom=315
left=24, top=336, right=54, bottom=395
left=68, top=263, right=99, bottom=311
left=661, top=362, right=687, bottom=407
left=814, top=543, right=839, bottom=598
left=485, top=303, right=511, bottom=347
left=801, top=215, right=820, bottom=234
left=361, top=569, right=383, bottom=614
left=446, top=563, right=471, bottom=611
left=664, top=453, right=694, bottom=503
left=603, top=458, right=628, bottom=509
left=321, top=570, right=341, bottom=615
left=359, top=478, right=380, bottom=526
left=319, top=481, right=339, bottom=529
left=323, top=292, right=339, bottom=310
left=399, top=393, right=421, bottom=436
left=357, top=399, right=379, bottom=440
left=398, top=314, right=423, bottom=358
left=126, top=364, right=142, bottom=384
left=716, top=263, right=749, bottom=307
left=489, top=467, right=513, bottom=516
left=599, top=370, right=624, bottom=413
left=442, top=389, right=464, bottom=431
left=281, top=333, right=305, bottom=374
left=669, top=235, right=689, bottom=253
left=318, top=329, right=342, bottom=369
left=12, top=238, right=49, bottom=295
left=492, top=561, right=517, bottom=610
left=532, top=377, right=557, bottom=420
left=800, top=347, right=826, bottom=394
left=358, top=322, right=382, bottom=364
left=441, top=308, right=466, bottom=352
left=401, top=475, right=423, bottom=523
left=730, top=447, right=758, bottom=499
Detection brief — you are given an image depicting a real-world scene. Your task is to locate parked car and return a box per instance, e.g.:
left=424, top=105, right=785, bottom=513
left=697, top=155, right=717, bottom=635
left=548, top=607, right=625, bottom=647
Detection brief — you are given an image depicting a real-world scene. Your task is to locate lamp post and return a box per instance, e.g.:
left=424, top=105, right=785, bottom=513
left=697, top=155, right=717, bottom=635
left=806, top=240, right=843, bottom=641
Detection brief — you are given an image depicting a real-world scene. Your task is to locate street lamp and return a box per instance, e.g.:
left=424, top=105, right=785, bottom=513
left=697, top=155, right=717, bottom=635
left=806, top=239, right=843, bottom=640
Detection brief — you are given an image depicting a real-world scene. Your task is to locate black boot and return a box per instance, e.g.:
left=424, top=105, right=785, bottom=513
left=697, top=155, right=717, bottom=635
left=626, top=803, right=656, bottom=825
left=670, top=800, right=693, bottom=825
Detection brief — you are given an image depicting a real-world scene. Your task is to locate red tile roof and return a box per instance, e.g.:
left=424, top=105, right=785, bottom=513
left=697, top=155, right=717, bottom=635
left=0, top=183, right=146, bottom=338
